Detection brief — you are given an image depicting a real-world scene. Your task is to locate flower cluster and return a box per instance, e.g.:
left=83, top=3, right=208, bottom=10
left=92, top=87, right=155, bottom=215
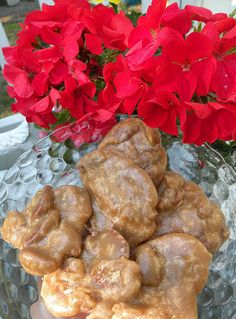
left=3, top=0, right=133, bottom=144
left=3, top=0, right=236, bottom=145
left=101, top=0, right=236, bottom=145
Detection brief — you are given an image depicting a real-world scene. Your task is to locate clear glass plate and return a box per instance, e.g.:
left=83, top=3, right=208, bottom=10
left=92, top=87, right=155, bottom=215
left=0, top=121, right=236, bottom=319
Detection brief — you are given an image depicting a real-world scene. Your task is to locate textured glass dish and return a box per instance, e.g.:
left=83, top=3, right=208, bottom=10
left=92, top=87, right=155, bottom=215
left=0, top=122, right=236, bottom=319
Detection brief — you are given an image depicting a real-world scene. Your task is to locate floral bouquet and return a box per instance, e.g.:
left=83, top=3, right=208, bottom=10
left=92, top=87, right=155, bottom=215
left=2, top=0, right=236, bottom=146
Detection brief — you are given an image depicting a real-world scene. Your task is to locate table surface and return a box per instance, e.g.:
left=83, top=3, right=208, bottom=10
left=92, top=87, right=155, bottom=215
left=0, top=123, right=39, bottom=180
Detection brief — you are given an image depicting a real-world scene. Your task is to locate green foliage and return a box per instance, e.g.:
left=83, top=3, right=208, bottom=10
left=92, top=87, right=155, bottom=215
left=3, top=21, right=21, bottom=46
left=230, top=8, right=236, bottom=18
left=126, top=9, right=142, bottom=26
left=212, top=140, right=236, bottom=165
left=0, top=20, right=22, bottom=119
left=53, top=109, right=75, bottom=126
left=95, top=78, right=106, bottom=91
left=0, top=74, right=14, bottom=119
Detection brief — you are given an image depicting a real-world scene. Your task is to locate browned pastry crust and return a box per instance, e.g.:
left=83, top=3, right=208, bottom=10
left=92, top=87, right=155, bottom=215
left=110, top=233, right=211, bottom=319
left=41, top=230, right=141, bottom=318
left=153, top=172, right=229, bottom=253
left=81, top=229, right=130, bottom=263
left=54, top=185, right=92, bottom=233
left=78, top=148, right=158, bottom=247
left=1, top=119, right=229, bottom=319
left=98, top=118, right=167, bottom=187
left=1, top=185, right=92, bottom=276
left=111, top=303, right=169, bottom=319
left=40, top=233, right=211, bottom=319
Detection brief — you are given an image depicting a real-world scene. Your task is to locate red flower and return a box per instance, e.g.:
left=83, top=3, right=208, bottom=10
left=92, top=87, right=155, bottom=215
left=60, top=75, right=96, bottom=119
left=137, top=0, right=167, bottom=30
left=102, top=55, right=147, bottom=115
left=161, top=3, right=192, bottom=35
left=215, top=17, right=235, bottom=34
left=203, top=22, right=236, bottom=99
left=160, top=31, right=216, bottom=101
left=126, top=27, right=158, bottom=69
left=85, top=33, right=103, bottom=55
left=3, top=65, right=34, bottom=98
left=181, top=102, right=236, bottom=145
left=101, top=11, right=133, bottom=51
left=138, top=88, right=181, bottom=135
left=185, top=5, right=212, bottom=22
left=127, top=0, right=191, bottom=69
left=31, top=72, right=49, bottom=96
left=11, top=95, right=56, bottom=129
left=82, top=4, right=133, bottom=52
left=2, top=0, right=236, bottom=146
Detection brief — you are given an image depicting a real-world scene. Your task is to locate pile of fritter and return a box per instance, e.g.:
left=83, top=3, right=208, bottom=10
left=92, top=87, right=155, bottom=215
left=1, top=119, right=229, bottom=319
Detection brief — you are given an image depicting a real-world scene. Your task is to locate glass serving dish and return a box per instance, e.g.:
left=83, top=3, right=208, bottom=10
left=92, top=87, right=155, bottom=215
left=0, top=121, right=236, bottom=319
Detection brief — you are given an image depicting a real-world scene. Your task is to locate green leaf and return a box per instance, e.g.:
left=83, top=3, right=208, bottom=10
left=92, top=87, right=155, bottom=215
left=50, top=109, right=76, bottom=130
left=126, top=10, right=142, bottom=26
left=230, top=8, right=236, bottom=17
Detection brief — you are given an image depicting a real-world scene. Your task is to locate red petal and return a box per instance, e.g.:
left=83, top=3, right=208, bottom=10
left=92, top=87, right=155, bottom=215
left=7, top=86, right=16, bottom=98
left=211, top=13, right=227, bottom=22
left=108, top=11, right=133, bottom=49
left=211, top=60, right=236, bottom=99
left=176, top=71, right=197, bottom=102
left=185, top=5, right=212, bottom=22
left=63, top=36, right=79, bottom=61
left=85, top=33, right=103, bottom=55
left=128, top=26, right=153, bottom=49
left=161, top=4, right=192, bottom=35
left=138, top=0, right=167, bottom=30
left=64, top=76, right=77, bottom=95
left=186, top=102, right=212, bottom=119
left=34, top=46, right=62, bottom=63
left=181, top=106, right=203, bottom=144
left=122, top=87, right=145, bottom=115
left=186, top=32, right=213, bottom=63
left=215, top=17, right=235, bottom=34
left=127, top=39, right=158, bottom=70
left=158, top=26, right=183, bottom=46
left=14, top=73, right=34, bottom=98
left=41, top=28, right=62, bottom=46
left=3, top=65, right=25, bottom=84
left=50, top=88, right=61, bottom=105
left=94, top=109, right=114, bottom=122
left=31, top=96, right=50, bottom=113
left=31, top=72, right=48, bottom=96
left=2, top=46, right=18, bottom=65
left=138, top=89, right=179, bottom=135
left=192, top=56, right=217, bottom=96
left=70, top=60, right=87, bottom=72
left=49, top=61, right=69, bottom=85
left=61, top=20, right=84, bottom=40
left=221, top=25, right=236, bottom=53
left=202, top=22, right=220, bottom=52
left=163, top=107, right=179, bottom=135
left=114, top=71, right=141, bottom=98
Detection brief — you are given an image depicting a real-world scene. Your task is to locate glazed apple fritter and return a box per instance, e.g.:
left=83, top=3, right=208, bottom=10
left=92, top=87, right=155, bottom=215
left=99, top=118, right=167, bottom=187
left=1, top=185, right=92, bottom=275
left=112, top=233, right=211, bottom=319
left=41, top=231, right=141, bottom=318
left=41, top=256, right=141, bottom=317
left=54, top=185, right=92, bottom=233
left=81, top=229, right=130, bottom=263
left=154, top=172, right=229, bottom=253
left=0, top=119, right=229, bottom=319
left=78, top=148, right=158, bottom=247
